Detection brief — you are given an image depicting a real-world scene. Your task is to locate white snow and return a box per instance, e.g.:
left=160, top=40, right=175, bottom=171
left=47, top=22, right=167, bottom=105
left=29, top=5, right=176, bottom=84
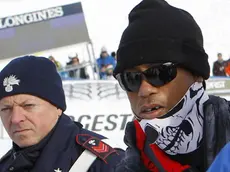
left=0, top=139, right=12, bottom=157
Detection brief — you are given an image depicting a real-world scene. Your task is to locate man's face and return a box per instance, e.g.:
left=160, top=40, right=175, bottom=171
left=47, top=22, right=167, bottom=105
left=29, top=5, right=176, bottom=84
left=126, top=64, right=196, bottom=119
left=101, top=52, right=108, bottom=58
left=218, top=54, right=223, bottom=61
left=72, top=57, right=79, bottom=65
left=0, top=94, right=62, bottom=147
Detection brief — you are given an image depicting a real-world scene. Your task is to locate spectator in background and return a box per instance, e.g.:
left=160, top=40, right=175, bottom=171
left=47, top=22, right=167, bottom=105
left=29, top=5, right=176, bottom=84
left=97, top=47, right=116, bottom=79
left=66, top=53, right=89, bottom=79
left=111, top=51, right=117, bottom=59
left=213, top=53, right=226, bottom=76
left=48, top=55, right=62, bottom=71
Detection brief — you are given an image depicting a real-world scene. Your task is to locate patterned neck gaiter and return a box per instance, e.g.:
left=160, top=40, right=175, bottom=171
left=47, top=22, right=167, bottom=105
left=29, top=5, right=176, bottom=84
left=139, top=82, right=209, bottom=155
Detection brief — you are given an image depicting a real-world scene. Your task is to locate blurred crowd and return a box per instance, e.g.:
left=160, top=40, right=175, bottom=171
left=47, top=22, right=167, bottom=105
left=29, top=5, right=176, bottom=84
left=49, top=50, right=230, bottom=80
left=213, top=53, right=230, bottom=77
left=48, top=47, right=117, bottom=80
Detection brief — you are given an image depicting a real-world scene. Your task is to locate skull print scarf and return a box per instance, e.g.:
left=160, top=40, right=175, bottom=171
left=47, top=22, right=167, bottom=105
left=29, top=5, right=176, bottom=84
left=139, top=82, right=209, bottom=155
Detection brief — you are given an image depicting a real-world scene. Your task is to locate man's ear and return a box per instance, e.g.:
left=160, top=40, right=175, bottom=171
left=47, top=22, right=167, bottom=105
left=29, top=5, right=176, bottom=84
left=57, top=108, right=62, bottom=117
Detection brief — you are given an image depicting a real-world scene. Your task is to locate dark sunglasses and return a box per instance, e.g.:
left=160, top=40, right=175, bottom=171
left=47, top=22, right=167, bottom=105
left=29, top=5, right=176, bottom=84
left=116, top=62, right=177, bottom=92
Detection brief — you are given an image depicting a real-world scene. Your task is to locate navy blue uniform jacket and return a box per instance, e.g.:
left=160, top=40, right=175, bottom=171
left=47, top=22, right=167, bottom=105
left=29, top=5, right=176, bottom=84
left=0, top=114, right=124, bottom=172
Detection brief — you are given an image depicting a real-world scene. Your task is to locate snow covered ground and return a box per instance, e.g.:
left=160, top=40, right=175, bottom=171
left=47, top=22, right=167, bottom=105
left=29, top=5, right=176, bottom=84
left=0, top=139, right=12, bottom=157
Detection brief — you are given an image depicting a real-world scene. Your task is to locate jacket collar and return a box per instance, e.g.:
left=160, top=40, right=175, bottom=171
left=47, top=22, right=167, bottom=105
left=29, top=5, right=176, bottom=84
left=30, top=114, right=81, bottom=172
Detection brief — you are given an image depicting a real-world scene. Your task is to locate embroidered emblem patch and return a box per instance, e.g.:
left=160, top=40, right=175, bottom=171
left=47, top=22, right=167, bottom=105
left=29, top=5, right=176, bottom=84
left=76, top=134, right=117, bottom=163
left=3, top=75, right=20, bottom=92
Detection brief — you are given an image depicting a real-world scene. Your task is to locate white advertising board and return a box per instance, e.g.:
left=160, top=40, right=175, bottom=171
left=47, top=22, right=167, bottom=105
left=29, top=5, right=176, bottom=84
left=63, top=80, right=133, bottom=149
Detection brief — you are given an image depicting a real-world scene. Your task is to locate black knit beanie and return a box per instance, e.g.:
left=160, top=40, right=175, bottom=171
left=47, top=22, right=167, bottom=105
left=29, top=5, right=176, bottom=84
left=114, top=0, right=210, bottom=79
left=0, top=55, right=66, bottom=111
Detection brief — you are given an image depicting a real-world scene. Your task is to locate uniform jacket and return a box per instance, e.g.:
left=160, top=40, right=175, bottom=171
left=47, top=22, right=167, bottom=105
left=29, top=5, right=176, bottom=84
left=0, top=114, right=124, bottom=172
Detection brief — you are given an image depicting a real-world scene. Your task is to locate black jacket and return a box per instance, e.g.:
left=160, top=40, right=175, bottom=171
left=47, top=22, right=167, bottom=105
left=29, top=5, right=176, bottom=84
left=204, top=95, right=230, bottom=168
left=212, top=60, right=226, bottom=76
left=115, top=95, right=230, bottom=172
left=0, top=114, right=124, bottom=172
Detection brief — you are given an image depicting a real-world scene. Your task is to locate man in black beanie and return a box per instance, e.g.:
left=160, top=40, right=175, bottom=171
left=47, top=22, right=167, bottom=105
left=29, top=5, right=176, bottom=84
left=114, top=0, right=230, bottom=171
left=0, top=55, right=124, bottom=172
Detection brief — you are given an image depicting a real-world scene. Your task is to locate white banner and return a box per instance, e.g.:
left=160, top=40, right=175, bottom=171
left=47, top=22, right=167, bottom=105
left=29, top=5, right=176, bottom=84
left=63, top=80, right=133, bottom=149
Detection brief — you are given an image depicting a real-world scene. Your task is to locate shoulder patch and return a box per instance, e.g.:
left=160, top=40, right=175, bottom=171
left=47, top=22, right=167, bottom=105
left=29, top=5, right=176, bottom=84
left=76, top=134, right=118, bottom=163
